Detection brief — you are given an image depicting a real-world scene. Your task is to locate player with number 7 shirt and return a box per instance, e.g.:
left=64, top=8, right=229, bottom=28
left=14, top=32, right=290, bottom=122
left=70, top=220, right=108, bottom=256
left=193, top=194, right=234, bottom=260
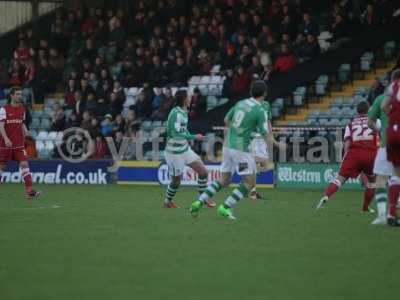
left=316, top=101, right=378, bottom=211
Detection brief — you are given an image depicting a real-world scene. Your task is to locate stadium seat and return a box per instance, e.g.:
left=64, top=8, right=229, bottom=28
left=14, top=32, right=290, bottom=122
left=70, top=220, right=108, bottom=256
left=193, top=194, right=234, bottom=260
left=36, top=131, right=48, bottom=141
left=188, top=76, right=201, bottom=85
left=47, top=131, right=58, bottom=140
left=45, top=141, right=55, bottom=150
left=39, top=118, right=51, bottom=130
left=30, top=118, right=40, bottom=129
left=141, top=121, right=152, bottom=131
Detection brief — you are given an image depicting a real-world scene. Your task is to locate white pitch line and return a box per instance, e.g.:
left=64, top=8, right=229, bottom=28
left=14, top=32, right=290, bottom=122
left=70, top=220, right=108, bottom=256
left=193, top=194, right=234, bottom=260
left=23, top=205, right=62, bottom=210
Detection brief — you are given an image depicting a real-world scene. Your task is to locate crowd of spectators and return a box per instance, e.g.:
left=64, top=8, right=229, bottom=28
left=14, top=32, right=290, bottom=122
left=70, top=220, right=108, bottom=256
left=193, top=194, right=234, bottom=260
left=0, top=0, right=399, bottom=159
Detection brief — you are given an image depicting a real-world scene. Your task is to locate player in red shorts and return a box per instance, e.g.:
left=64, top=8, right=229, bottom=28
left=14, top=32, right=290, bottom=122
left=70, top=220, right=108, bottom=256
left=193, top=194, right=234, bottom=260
left=382, top=69, right=400, bottom=226
left=317, top=101, right=378, bottom=211
left=0, top=86, right=41, bottom=199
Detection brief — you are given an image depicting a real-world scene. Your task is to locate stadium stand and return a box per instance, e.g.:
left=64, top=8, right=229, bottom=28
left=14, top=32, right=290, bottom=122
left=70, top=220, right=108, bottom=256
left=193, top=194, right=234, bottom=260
left=0, top=0, right=399, bottom=160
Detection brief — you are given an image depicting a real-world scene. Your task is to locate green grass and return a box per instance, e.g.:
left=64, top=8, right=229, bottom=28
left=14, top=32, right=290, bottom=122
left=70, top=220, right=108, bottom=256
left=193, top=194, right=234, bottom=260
left=0, top=184, right=398, bottom=300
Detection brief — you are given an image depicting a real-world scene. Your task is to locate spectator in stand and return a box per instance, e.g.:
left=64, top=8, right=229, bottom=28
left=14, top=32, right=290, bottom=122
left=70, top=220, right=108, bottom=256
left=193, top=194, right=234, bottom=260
left=113, top=114, right=125, bottom=133
left=274, top=43, right=296, bottom=72
left=231, top=65, right=251, bottom=100
left=151, top=87, right=174, bottom=121
left=79, top=39, right=97, bottom=64
left=74, top=91, right=85, bottom=116
left=301, top=12, right=320, bottom=37
left=222, top=69, right=234, bottom=100
left=65, top=79, right=77, bottom=109
left=152, top=87, right=165, bottom=112
left=107, top=92, right=123, bottom=118
left=261, top=63, right=274, bottom=83
left=301, top=34, right=321, bottom=61
left=23, top=59, right=35, bottom=86
left=88, top=118, right=101, bottom=138
left=134, top=91, right=153, bottom=119
left=247, top=56, right=264, bottom=77
left=32, top=59, right=56, bottom=103
left=331, top=14, right=349, bottom=43
left=65, top=112, right=80, bottom=128
left=220, top=44, right=238, bottom=71
left=170, top=57, right=191, bottom=86
left=189, top=88, right=207, bottom=119
left=112, top=81, right=125, bottom=103
left=196, top=49, right=213, bottom=75
left=124, top=109, right=140, bottom=137
left=85, top=92, right=98, bottom=115
left=48, top=48, right=64, bottom=81
left=50, top=103, right=66, bottom=131
left=80, top=111, right=92, bottom=131
left=14, top=39, right=34, bottom=64
left=101, top=114, right=114, bottom=136
left=80, top=78, right=94, bottom=101
left=9, top=61, right=24, bottom=86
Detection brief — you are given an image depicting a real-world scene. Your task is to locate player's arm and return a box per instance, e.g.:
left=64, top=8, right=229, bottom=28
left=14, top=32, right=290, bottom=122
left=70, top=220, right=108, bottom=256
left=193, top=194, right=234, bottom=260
left=381, top=83, right=393, bottom=114
left=23, top=123, right=30, bottom=137
left=343, top=124, right=352, bottom=154
left=0, top=108, right=11, bottom=147
left=224, top=107, right=235, bottom=126
left=367, top=98, right=379, bottom=132
left=381, top=95, right=391, bottom=114
left=173, top=113, right=202, bottom=141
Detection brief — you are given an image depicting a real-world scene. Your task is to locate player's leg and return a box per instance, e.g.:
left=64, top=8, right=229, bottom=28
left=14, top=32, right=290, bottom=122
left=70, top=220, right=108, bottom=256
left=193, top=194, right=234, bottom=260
left=371, top=175, right=389, bottom=225
left=190, top=148, right=234, bottom=216
left=371, top=147, right=391, bottom=225
left=249, top=138, right=270, bottom=200
left=362, top=175, right=376, bottom=213
left=386, top=130, right=400, bottom=226
left=218, top=173, right=256, bottom=220
left=217, top=150, right=257, bottom=219
left=19, top=160, right=41, bottom=199
left=187, top=159, right=216, bottom=208
left=316, top=175, right=347, bottom=210
left=388, top=169, right=400, bottom=226
left=164, top=175, right=181, bottom=208
left=164, top=152, right=183, bottom=208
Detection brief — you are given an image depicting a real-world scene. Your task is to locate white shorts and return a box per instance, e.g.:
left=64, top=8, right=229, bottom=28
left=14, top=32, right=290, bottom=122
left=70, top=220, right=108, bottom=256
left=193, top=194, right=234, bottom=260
left=165, top=148, right=201, bottom=177
left=220, top=147, right=258, bottom=175
left=373, top=147, right=394, bottom=176
left=250, top=138, right=269, bottom=160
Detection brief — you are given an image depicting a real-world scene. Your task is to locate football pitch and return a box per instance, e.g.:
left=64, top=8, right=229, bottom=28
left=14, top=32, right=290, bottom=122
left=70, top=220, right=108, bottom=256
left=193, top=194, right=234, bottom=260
left=0, top=184, right=398, bottom=300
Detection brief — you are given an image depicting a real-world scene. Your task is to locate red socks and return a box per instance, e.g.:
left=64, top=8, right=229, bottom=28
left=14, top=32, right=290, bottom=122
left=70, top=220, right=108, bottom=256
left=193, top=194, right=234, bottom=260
left=21, top=168, right=33, bottom=194
left=325, top=179, right=342, bottom=198
left=363, top=188, right=375, bottom=211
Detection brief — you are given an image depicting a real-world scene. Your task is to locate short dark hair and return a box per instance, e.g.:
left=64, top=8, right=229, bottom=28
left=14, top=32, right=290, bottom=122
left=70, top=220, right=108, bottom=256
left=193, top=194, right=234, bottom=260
left=10, top=86, right=22, bottom=96
left=357, top=101, right=369, bottom=114
left=250, top=80, right=267, bottom=98
left=391, top=69, right=400, bottom=82
left=175, top=90, right=188, bottom=107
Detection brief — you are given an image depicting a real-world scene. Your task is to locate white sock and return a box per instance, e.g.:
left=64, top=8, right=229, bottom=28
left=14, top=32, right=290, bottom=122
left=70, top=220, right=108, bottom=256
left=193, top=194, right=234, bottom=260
left=377, top=202, right=387, bottom=219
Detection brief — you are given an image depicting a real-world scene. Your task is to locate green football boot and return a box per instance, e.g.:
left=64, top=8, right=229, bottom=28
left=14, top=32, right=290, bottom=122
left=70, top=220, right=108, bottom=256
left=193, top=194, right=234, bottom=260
left=217, top=204, right=236, bottom=220
left=190, top=200, right=204, bottom=217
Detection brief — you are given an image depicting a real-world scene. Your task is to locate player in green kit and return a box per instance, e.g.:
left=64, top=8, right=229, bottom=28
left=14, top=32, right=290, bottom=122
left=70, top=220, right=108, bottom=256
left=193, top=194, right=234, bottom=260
left=190, top=81, right=279, bottom=219
left=249, top=100, right=274, bottom=200
left=163, top=90, right=215, bottom=208
left=368, top=92, right=393, bottom=224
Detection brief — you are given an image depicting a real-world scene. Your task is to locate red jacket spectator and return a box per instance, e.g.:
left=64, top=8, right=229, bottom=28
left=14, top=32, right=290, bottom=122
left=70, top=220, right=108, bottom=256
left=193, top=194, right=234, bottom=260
left=231, top=66, right=251, bottom=98
left=274, top=44, right=296, bottom=72
left=24, top=60, right=35, bottom=85
left=9, top=61, right=23, bottom=86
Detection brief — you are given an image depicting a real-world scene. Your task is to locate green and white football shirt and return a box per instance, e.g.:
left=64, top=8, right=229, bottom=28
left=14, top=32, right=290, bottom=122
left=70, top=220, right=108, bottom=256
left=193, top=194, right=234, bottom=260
left=225, top=98, right=269, bottom=152
left=166, top=106, right=196, bottom=154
